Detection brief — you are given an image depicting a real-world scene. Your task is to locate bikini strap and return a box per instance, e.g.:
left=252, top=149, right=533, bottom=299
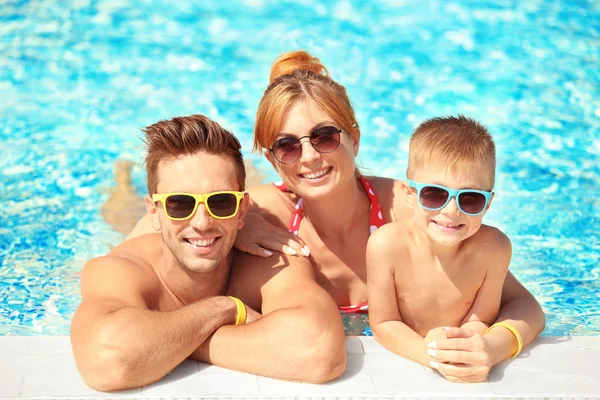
left=358, top=176, right=385, bottom=233
left=272, top=181, right=302, bottom=235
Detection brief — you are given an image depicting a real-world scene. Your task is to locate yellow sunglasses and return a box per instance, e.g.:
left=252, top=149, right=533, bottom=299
left=152, top=191, right=245, bottom=221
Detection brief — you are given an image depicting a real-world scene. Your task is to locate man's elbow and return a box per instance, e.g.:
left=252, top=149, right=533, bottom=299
left=298, top=315, right=347, bottom=383
left=77, top=350, right=140, bottom=392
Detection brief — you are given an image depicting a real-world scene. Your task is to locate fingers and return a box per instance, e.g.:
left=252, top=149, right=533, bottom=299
left=244, top=244, right=274, bottom=257
left=430, top=361, right=489, bottom=379
left=429, top=348, right=490, bottom=366
left=432, top=335, right=485, bottom=352
left=443, top=327, right=476, bottom=339
left=265, top=235, right=309, bottom=257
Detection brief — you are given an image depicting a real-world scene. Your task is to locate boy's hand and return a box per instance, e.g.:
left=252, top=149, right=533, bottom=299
left=427, top=327, right=494, bottom=383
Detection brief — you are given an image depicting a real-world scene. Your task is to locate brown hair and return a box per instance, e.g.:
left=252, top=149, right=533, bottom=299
left=143, top=114, right=246, bottom=194
left=407, top=115, right=496, bottom=186
left=253, top=50, right=359, bottom=153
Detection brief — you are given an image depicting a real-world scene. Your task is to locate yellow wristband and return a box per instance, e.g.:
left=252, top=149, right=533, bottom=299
left=228, top=296, right=247, bottom=326
left=485, top=322, right=523, bottom=358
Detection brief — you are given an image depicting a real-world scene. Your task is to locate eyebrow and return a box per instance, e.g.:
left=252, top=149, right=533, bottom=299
left=276, top=121, right=337, bottom=138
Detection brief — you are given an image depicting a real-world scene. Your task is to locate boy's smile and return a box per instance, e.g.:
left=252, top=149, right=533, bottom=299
left=407, top=162, right=495, bottom=248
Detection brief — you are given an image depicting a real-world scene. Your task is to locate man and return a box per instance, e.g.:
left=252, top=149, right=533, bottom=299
left=71, top=114, right=346, bottom=392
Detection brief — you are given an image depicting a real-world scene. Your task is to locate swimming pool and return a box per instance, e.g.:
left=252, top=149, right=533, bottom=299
left=1, top=0, right=598, bottom=336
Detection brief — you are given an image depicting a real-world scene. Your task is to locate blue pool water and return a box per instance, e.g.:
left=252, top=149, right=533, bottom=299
left=1, top=0, right=599, bottom=336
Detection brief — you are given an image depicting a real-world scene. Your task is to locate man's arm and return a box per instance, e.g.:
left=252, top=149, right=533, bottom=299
left=367, top=225, right=431, bottom=366
left=192, top=252, right=347, bottom=383
left=71, top=256, right=237, bottom=392
left=460, top=231, right=512, bottom=335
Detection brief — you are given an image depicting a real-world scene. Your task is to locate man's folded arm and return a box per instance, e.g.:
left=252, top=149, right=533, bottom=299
left=70, top=257, right=236, bottom=392
left=192, top=253, right=347, bottom=383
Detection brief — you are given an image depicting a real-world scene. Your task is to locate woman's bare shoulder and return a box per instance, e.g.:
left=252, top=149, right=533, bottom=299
left=365, top=176, right=408, bottom=223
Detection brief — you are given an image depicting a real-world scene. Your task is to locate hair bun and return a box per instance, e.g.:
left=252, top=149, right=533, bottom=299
left=269, top=50, right=329, bottom=84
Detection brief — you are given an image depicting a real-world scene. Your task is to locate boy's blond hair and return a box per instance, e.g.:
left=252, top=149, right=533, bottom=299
left=407, top=115, right=496, bottom=186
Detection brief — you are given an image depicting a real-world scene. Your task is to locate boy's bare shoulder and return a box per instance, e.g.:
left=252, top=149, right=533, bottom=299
left=472, top=225, right=512, bottom=260
left=367, top=221, right=410, bottom=257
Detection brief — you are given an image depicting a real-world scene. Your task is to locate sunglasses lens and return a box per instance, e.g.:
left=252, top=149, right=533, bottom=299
left=272, top=137, right=302, bottom=164
left=206, top=193, right=239, bottom=218
left=458, top=192, right=487, bottom=215
left=165, top=195, right=197, bottom=219
left=419, top=186, right=449, bottom=209
left=311, top=126, right=341, bottom=153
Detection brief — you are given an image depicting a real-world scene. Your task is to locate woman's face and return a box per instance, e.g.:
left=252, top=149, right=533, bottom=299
left=267, top=99, right=358, bottom=199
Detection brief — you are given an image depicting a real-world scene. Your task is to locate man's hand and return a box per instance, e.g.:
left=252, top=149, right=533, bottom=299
left=234, top=213, right=309, bottom=257
left=427, top=327, right=494, bottom=383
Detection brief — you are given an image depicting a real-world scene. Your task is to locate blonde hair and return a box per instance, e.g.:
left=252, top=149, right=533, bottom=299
left=407, top=115, right=496, bottom=186
left=143, top=114, right=246, bottom=194
left=253, top=50, right=359, bottom=153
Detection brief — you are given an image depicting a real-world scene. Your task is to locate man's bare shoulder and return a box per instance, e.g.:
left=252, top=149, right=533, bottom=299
left=246, top=183, right=297, bottom=226
left=227, top=249, right=314, bottom=311
left=81, top=234, right=162, bottom=300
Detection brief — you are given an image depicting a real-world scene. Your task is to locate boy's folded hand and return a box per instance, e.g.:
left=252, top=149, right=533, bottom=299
left=427, top=327, right=494, bottom=383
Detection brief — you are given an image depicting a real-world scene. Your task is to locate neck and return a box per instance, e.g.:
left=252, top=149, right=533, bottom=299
left=302, top=176, right=370, bottom=239
left=414, top=227, right=462, bottom=262
left=157, top=243, right=232, bottom=306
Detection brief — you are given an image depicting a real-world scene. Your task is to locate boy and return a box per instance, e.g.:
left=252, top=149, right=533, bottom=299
left=367, top=115, right=511, bottom=370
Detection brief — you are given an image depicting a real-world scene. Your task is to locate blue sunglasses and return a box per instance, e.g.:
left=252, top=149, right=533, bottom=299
left=408, top=180, right=493, bottom=216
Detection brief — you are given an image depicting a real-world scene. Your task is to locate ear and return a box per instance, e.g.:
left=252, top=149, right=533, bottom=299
left=236, top=193, right=251, bottom=230
left=401, top=180, right=415, bottom=208
left=145, top=196, right=162, bottom=231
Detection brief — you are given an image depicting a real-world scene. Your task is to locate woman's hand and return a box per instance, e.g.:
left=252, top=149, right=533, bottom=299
left=235, top=213, right=310, bottom=257
left=428, top=327, right=494, bottom=383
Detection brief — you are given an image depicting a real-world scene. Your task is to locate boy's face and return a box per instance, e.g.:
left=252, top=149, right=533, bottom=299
left=404, top=161, right=495, bottom=247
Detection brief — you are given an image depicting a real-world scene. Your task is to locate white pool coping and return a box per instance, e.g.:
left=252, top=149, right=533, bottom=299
left=0, top=336, right=598, bottom=399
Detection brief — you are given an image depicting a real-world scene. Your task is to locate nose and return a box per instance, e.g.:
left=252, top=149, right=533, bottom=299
left=189, top=202, right=214, bottom=229
left=299, top=138, right=320, bottom=164
left=441, top=196, right=461, bottom=216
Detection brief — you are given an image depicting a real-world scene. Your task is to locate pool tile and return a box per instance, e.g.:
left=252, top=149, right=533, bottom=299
left=29, top=335, right=72, bottom=354
left=21, top=373, right=141, bottom=397
left=0, top=337, right=30, bottom=355
left=358, top=337, right=396, bottom=354
left=169, top=359, right=198, bottom=375
left=489, top=372, right=600, bottom=396
left=0, top=354, right=79, bottom=375
left=257, top=373, right=375, bottom=395
left=142, top=372, right=259, bottom=396
left=345, top=336, right=363, bottom=354
left=0, top=373, right=23, bottom=397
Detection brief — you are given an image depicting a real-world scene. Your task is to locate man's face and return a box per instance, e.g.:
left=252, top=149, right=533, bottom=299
left=146, top=151, right=248, bottom=274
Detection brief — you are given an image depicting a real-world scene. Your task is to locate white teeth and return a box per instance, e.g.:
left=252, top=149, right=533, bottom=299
left=435, top=221, right=460, bottom=228
left=302, top=168, right=329, bottom=179
left=189, top=238, right=216, bottom=247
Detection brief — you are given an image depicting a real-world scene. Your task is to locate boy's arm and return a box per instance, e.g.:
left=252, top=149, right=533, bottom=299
left=460, top=231, right=512, bottom=335
left=367, top=225, right=431, bottom=367
left=192, top=252, right=346, bottom=383
left=71, top=257, right=237, bottom=392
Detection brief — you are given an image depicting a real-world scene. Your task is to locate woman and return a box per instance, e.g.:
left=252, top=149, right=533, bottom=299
left=128, top=50, right=545, bottom=383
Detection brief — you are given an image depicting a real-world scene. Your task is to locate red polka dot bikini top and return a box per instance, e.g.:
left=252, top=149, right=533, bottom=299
left=273, top=175, right=385, bottom=313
